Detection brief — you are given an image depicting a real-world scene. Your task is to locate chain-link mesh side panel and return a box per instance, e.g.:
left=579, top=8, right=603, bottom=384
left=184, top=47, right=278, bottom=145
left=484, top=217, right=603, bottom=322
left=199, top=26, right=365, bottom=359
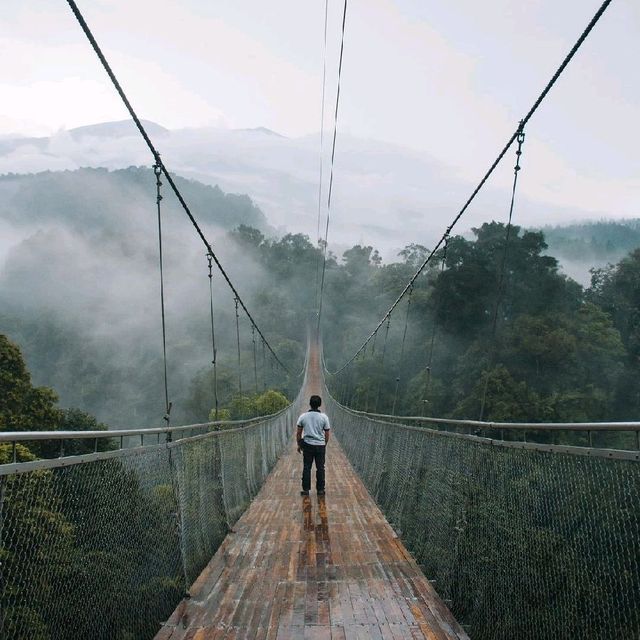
left=218, top=429, right=250, bottom=526
left=245, top=425, right=264, bottom=498
left=328, top=401, right=640, bottom=640
left=1, top=448, right=183, bottom=640
left=171, top=436, right=228, bottom=586
left=1, top=404, right=298, bottom=640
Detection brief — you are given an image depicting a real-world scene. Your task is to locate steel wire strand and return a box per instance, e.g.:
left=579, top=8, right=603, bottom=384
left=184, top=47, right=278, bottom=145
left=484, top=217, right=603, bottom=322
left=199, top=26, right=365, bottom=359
left=206, top=253, right=220, bottom=420
left=153, top=163, right=172, bottom=424
left=65, top=0, right=289, bottom=373
left=314, top=0, right=330, bottom=307
left=479, top=124, right=526, bottom=421
left=234, top=298, right=243, bottom=395
left=423, top=238, right=449, bottom=410
left=317, top=0, right=349, bottom=333
left=251, top=325, right=259, bottom=394
left=391, top=287, right=413, bottom=415
left=326, top=0, right=614, bottom=375
left=374, top=315, right=392, bottom=412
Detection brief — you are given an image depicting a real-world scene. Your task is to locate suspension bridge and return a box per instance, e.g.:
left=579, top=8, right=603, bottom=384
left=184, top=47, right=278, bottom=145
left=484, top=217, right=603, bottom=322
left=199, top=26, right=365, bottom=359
left=2, top=0, right=639, bottom=638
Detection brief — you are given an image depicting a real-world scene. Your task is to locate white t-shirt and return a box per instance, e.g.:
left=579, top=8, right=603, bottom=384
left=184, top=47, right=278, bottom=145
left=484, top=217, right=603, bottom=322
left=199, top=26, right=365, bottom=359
left=297, top=410, right=331, bottom=446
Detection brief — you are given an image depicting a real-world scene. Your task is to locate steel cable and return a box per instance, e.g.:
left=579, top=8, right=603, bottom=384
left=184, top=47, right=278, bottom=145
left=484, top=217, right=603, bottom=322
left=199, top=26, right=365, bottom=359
left=314, top=0, right=330, bottom=308
left=327, top=0, right=613, bottom=375
left=423, top=237, right=449, bottom=413
left=65, top=0, right=289, bottom=373
left=374, top=316, right=392, bottom=412
left=251, top=326, right=259, bottom=394
left=153, top=163, right=171, bottom=424
left=392, top=286, right=413, bottom=415
left=206, top=253, right=219, bottom=420
left=479, top=124, right=526, bottom=420
left=317, top=0, right=349, bottom=333
left=234, top=298, right=242, bottom=395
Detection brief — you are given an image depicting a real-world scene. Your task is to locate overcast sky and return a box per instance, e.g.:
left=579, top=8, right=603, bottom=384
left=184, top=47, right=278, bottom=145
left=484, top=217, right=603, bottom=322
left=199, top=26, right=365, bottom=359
left=1, top=0, right=638, bottom=221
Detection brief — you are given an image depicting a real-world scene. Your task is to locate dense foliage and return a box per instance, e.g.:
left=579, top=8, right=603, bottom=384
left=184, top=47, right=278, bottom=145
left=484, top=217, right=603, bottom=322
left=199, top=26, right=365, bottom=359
left=0, top=170, right=297, bottom=427
left=0, top=336, right=182, bottom=639
left=314, top=222, right=638, bottom=426
left=2, top=212, right=639, bottom=638
left=0, top=167, right=269, bottom=233
left=541, top=219, right=640, bottom=263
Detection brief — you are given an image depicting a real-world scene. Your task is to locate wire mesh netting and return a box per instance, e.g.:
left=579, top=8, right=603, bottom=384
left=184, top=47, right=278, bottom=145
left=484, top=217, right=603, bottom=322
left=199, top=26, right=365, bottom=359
left=0, top=408, right=296, bottom=640
left=327, top=398, right=640, bottom=640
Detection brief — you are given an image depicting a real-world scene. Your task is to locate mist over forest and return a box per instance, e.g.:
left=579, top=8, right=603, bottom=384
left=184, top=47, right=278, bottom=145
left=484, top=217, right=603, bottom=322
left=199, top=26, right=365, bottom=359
left=0, top=166, right=300, bottom=427
left=1, top=162, right=639, bottom=432
left=4, top=119, right=634, bottom=265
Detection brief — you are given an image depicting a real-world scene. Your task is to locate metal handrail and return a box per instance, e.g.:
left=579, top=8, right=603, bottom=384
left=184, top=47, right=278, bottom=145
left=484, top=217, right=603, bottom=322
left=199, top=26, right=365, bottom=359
left=346, top=408, right=640, bottom=432
left=0, top=410, right=288, bottom=444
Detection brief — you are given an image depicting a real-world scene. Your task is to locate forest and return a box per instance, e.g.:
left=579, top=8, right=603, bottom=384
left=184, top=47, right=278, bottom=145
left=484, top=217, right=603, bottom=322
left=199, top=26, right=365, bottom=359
left=3, top=216, right=640, bottom=638
left=2, top=168, right=638, bottom=431
left=227, top=221, right=639, bottom=426
left=4, top=217, right=640, bottom=431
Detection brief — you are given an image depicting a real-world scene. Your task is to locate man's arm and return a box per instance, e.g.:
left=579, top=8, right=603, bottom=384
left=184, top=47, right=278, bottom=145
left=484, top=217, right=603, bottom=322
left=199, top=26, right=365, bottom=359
left=296, top=425, right=304, bottom=453
left=324, top=429, right=330, bottom=445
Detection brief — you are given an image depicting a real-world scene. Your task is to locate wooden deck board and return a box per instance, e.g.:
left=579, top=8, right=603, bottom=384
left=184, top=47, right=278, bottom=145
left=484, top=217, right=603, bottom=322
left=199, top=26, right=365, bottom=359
left=156, top=439, right=468, bottom=640
left=156, top=349, right=468, bottom=640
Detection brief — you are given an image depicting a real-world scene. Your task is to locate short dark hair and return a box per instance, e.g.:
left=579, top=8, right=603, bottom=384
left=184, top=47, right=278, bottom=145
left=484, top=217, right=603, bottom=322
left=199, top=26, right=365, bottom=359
left=309, top=395, right=322, bottom=409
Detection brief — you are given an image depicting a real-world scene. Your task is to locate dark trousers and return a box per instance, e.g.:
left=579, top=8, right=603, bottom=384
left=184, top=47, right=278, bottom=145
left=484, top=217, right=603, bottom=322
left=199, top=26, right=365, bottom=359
left=302, top=442, right=326, bottom=492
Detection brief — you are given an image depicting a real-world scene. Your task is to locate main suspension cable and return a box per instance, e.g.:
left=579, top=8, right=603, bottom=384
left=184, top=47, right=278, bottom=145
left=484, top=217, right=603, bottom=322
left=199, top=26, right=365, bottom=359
left=65, top=0, right=289, bottom=373
left=327, top=0, right=613, bottom=375
left=317, top=0, right=349, bottom=333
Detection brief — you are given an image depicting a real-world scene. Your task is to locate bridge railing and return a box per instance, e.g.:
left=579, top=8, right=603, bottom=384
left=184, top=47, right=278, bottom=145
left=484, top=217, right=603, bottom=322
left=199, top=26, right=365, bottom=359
left=327, top=396, right=640, bottom=640
left=0, top=413, right=286, bottom=468
left=0, top=405, right=300, bottom=640
left=344, top=408, right=640, bottom=459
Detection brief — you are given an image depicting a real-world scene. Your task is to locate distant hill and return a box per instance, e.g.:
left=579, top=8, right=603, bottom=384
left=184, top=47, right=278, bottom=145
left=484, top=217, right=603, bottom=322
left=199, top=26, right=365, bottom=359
left=0, top=120, right=168, bottom=155
left=234, top=126, right=285, bottom=137
left=533, top=219, right=640, bottom=285
left=69, top=119, right=169, bottom=139
left=0, top=166, right=270, bottom=234
left=539, top=220, right=640, bottom=262
left=2, top=119, right=636, bottom=264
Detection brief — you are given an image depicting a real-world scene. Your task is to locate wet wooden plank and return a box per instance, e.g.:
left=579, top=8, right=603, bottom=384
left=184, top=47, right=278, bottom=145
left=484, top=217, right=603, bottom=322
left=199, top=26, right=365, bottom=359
left=155, top=347, right=468, bottom=640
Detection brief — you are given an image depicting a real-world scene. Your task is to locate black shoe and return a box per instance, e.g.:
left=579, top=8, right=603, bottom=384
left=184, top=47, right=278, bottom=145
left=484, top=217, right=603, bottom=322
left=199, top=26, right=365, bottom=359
left=317, top=490, right=325, bottom=496
left=300, top=490, right=309, bottom=496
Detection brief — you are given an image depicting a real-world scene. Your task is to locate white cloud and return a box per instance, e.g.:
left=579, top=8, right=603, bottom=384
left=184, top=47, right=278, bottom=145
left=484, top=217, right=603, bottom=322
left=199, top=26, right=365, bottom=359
left=0, top=0, right=637, bottom=232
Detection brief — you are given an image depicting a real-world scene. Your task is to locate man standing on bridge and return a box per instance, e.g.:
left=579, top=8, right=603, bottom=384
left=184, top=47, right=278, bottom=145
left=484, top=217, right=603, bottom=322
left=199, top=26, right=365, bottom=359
left=296, top=395, right=330, bottom=496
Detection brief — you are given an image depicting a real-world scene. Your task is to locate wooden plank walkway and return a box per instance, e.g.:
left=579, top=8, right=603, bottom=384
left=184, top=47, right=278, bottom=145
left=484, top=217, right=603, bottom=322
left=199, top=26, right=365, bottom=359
left=156, top=437, right=469, bottom=639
